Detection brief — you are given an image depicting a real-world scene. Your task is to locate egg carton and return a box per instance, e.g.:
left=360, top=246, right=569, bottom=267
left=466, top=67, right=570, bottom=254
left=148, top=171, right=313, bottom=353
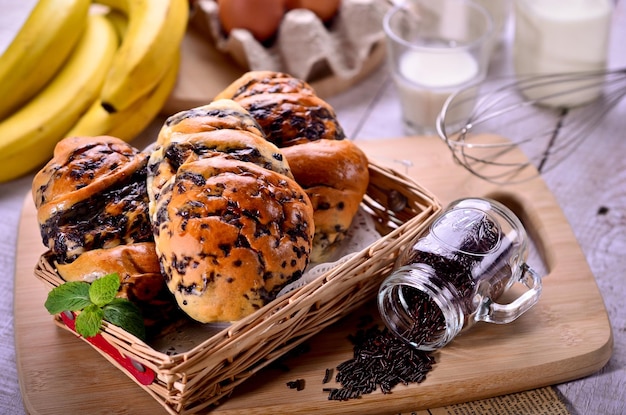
left=196, top=0, right=391, bottom=81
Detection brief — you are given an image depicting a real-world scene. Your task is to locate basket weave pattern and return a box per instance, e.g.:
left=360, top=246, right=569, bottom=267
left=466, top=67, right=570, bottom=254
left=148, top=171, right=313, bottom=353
left=34, top=161, right=441, bottom=415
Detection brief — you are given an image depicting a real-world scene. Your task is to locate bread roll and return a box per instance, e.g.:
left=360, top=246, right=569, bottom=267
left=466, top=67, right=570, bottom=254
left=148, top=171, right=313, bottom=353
left=54, top=242, right=173, bottom=328
left=215, top=71, right=317, bottom=100
left=148, top=100, right=315, bottom=323
left=216, top=71, right=370, bottom=262
left=147, top=100, right=293, bottom=215
left=32, top=136, right=175, bottom=328
left=215, top=71, right=346, bottom=147
left=281, top=139, right=370, bottom=262
left=156, top=98, right=265, bottom=147
left=33, top=136, right=153, bottom=262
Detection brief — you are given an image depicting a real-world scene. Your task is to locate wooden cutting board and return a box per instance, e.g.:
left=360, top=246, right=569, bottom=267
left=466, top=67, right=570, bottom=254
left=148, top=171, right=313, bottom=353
left=14, top=136, right=612, bottom=415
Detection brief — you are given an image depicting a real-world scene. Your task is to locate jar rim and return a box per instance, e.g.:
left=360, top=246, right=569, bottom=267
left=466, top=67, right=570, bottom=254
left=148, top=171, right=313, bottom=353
left=378, top=265, right=464, bottom=350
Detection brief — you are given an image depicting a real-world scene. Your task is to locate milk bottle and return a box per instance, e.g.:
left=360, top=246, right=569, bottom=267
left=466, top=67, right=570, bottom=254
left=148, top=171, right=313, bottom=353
left=513, top=0, right=613, bottom=107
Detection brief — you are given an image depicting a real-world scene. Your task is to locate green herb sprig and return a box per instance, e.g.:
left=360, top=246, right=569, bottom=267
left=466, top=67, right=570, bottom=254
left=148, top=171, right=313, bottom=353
left=45, top=273, right=146, bottom=341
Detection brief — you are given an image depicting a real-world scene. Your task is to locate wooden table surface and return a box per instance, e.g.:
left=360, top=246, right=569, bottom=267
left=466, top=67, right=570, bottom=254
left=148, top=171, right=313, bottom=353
left=1, top=1, right=625, bottom=414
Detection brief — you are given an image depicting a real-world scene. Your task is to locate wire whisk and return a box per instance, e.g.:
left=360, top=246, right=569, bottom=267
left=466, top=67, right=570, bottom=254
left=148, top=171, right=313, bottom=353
left=436, top=67, right=626, bottom=184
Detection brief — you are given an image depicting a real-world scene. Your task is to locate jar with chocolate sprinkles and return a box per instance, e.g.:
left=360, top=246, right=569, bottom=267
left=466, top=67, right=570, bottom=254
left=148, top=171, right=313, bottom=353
left=378, top=197, right=543, bottom=351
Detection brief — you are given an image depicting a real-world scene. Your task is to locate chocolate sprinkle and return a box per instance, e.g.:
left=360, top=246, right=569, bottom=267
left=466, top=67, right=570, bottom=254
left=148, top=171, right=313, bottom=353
left=286, top=379, right=306, bottom=391
left=323, top=368, right=333, bottom=384
left=326, top=324, right=436, bottom=400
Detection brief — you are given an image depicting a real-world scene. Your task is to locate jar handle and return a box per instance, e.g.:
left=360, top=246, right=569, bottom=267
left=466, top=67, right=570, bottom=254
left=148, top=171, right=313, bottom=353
left=476, top=263, right=543, bottom=324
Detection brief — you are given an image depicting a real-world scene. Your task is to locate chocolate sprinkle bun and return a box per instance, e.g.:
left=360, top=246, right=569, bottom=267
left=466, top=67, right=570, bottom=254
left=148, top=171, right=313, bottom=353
left=281, top=139, right=370, bottom=262
left=147, top=100, right=315, bottom=323
left=156, top=98, right=265, bottom=147
left=215, top=71, right=346, bottom=147
left=147, top=99, right=293, bottom=216
left=32, top=136, right=153, bottom=263
left=216, top=71, right=370, bottom=262
left=32, top=135, right=175, bottom=328
left=215, top=71, right=317, bottom=100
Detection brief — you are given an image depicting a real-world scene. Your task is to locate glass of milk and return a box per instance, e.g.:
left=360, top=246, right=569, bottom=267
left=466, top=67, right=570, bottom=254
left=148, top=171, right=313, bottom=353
left=383, top=0, right=493, bottom=135
left=513, top=0, right=613, bottom=108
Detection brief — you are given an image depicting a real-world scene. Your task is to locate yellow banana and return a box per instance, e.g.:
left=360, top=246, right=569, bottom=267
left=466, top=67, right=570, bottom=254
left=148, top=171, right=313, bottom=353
left=0, top=0, right=91, bottom=121
left=0, top=13, right=118, bottom=183
left=108, top=53, right=180, bottom=140
left=67, top=51, right=180, bottom=142
left=95, top=0, right=189, bottom=114
left=105, top=7, right=129, bottom=40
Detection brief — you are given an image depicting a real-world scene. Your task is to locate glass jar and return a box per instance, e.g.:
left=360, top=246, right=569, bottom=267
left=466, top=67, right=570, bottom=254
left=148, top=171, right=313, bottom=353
left=378, top=197, right=543, bottom=351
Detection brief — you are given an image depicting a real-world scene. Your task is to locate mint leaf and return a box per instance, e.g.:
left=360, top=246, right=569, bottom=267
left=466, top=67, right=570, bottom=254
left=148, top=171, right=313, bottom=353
left=75, top=303, right=104, bottom=338
left=89, top=273, right=120, bottom=307
left=45, top=272, right=146, bottom=341
left=45, top=281, right=91, bottom=314
left=103, top=298, right=146, bottom=340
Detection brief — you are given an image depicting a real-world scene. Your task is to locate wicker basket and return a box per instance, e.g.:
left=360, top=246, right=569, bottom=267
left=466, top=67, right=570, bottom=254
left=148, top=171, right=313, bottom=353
left=34, top=160, right=441, bottom=415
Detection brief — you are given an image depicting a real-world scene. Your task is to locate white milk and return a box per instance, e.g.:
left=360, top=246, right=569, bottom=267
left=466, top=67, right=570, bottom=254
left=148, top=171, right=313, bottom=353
left=513, top=0, right=613, bottom=107
left=394, top=49, right=479, bottom=134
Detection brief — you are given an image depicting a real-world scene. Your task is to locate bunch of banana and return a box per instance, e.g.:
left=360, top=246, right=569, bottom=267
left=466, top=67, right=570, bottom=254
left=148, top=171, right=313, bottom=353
left=0, top=0, right=189, bottom=183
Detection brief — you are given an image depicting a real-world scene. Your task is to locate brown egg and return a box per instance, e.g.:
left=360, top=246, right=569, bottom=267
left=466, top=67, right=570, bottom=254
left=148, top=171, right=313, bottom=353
left=286, top=0, right=341, bottom=22
left=218, top=0, right=287, bottom=42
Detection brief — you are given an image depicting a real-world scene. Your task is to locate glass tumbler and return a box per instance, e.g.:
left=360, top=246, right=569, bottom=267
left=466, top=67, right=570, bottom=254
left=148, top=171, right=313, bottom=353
left=383, top=0, right=493, bottom=135
left=378, top=197, right=543, bottom=351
